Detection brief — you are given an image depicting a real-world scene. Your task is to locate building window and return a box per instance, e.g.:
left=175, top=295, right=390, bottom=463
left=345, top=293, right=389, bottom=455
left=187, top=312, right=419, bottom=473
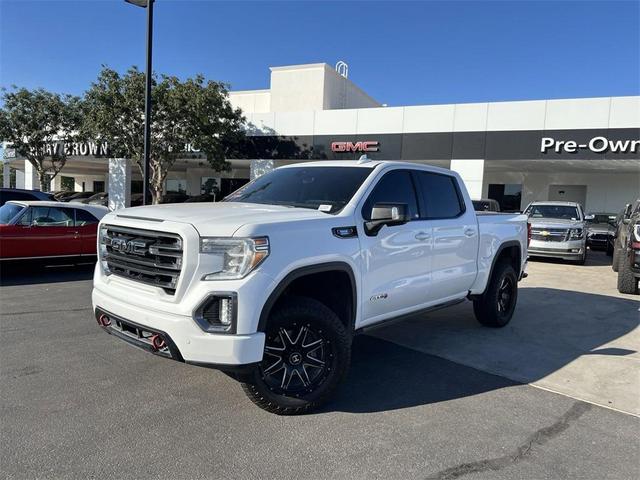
left=166, top=179, right=187, bottom=193
left=201, top=177, right=221, bottom=197
left=60, top=176, right=75, bottom=191
left=487, top=184, right=523, bottom=212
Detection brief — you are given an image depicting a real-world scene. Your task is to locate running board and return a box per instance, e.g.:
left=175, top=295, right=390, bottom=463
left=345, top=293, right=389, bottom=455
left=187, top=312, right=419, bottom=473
left=355, top=298, right=466, bottom=334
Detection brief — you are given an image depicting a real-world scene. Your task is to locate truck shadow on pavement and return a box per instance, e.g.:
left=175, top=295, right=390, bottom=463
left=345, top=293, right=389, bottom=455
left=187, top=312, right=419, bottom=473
left=325, top=287, right=638, bottom=414
left=0, top=261, right=95, bottom=286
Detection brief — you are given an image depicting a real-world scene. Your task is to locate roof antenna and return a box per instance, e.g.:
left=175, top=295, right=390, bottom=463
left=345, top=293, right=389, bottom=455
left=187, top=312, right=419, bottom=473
left=357, top=154, right=371, bottom=164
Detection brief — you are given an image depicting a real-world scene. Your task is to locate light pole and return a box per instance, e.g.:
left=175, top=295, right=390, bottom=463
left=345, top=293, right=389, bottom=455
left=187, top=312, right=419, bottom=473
left=125, top=0, right=154, bottom=205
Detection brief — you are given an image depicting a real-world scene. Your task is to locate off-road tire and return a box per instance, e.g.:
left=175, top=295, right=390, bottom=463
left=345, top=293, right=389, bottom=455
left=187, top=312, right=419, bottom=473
left=241, top=296, right=351, bottom=415
left=473, top=261, right=518, bottom=328
left=617, top=253, right=639, bottom=295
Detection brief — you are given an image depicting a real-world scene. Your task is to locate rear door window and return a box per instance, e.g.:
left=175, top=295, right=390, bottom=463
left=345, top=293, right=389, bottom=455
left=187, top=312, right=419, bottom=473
left=75, top=209, right=99, bottom=226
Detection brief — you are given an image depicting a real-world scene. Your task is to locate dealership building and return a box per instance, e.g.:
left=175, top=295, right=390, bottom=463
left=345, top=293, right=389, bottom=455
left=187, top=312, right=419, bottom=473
left=3, top=62, right=639, bottom=212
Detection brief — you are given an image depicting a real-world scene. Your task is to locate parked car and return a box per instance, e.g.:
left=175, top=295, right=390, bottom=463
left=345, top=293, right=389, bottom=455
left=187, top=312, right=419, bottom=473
left=585, top=212, right=617, bottom=252
left=160, top=191, right=190, bottom=204
left=612, top=199, right=640, bottom=294
left=0, top=188, right=56, bottom=206
left=185, top=193, right=216, bottom=203
left=83, top=192, right=108, bottom=206
left=472, top=198, right=501, bottom=212
left=0, top=201, right=108, bottom=260
left=524, top=201, right=587, bottom=264
left=93, top=159, right=529, bottom=414
left=63, top=191, right=95, bottom=202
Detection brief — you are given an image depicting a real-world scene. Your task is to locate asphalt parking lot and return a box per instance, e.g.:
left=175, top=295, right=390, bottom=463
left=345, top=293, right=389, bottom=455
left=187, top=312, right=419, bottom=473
left=1, top=251, right=638, bottom=480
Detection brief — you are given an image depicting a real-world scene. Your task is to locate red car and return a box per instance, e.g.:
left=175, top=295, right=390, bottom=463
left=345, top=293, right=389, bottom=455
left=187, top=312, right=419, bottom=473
left=0, top=201, right=109, bottom=260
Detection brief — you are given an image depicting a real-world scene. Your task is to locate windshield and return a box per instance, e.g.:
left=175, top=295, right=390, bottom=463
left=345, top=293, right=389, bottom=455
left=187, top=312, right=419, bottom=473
left=586, top=214, right=615, bottom=224
left=525, top=204, right=581, bottom=220
left=224, top=166, right=374, bottom=213
left=0, top=203, right=25, bottom=224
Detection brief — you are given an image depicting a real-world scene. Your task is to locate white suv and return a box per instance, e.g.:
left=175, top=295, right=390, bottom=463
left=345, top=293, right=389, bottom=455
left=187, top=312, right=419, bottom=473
left=93, top=159, right=529, bottom=414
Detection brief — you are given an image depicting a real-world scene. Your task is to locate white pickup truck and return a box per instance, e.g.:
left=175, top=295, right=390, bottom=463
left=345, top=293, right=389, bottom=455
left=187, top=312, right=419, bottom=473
left=93, top=159, right=529, bottom=414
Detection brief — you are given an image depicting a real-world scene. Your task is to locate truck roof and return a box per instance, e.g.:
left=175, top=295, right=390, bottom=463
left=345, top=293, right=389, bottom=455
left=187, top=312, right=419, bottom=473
left=279, top=160, right=455, bottom=176
left=528, top=201, right=581, bottom=206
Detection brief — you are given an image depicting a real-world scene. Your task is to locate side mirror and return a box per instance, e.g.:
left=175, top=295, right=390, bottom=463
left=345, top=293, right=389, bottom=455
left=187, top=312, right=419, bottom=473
left=364, top=202, right=410, bottom=236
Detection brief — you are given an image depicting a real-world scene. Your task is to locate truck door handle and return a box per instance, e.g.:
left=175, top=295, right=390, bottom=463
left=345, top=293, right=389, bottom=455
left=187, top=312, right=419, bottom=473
left=415, top=232, right=431, bottom=241
left=464, top=228, right=476, bottom=237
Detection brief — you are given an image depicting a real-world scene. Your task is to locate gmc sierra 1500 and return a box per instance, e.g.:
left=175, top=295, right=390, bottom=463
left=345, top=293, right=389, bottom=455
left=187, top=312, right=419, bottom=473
left=93, top=158, right=529, bottom=414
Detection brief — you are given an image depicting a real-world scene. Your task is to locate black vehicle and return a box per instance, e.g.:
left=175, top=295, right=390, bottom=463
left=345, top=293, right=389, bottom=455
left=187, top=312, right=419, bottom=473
left=612, top=199, right=640, bottom=294
left=83, top=192, right=108, bottom=206
left=472, top=198, right=501, bottom=212
left=160, top=191, right=190, bottom=204
left=185, top=193, right=216, bottom=203
left=585, top=212, right=617, bottom=252
left=0, top=188, right=56, bottom=206
left=62, top=191, right=95, bottom=202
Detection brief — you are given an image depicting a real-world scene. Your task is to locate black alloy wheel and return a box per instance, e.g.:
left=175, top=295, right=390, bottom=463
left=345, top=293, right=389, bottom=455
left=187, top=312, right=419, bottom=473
left=261, top=323, right=330, bottom=396
left=496, top=276, right=515, bottom=315
left=241, top=296, right=351, bottom=415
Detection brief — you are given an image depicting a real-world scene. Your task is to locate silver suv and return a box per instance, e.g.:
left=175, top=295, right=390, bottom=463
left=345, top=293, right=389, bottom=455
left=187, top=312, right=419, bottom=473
left=524, top=201, right=587, bottom=264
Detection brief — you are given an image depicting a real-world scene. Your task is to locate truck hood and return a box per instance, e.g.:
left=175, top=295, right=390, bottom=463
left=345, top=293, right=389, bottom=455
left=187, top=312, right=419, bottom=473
left=112, top=202, right=330, bottom=237
left=528, top=217, right=584, bottom=229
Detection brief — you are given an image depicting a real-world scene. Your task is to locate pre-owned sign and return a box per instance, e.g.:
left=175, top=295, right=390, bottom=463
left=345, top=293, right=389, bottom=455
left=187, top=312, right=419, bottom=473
left=331, top=141, right=379, bottom=153
left=541, top=136, right=640, bottom=154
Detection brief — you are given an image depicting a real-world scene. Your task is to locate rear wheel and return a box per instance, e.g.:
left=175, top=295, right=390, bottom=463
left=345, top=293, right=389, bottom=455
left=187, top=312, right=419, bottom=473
left=241, top=297, right=351, bottom=415
left=617, top=253, right=639, bottom=295
left=473, top=261, right=518, bottom=328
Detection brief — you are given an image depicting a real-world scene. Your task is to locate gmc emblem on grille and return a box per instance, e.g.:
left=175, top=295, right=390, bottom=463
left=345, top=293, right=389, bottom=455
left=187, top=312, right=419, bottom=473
left=110, top=238, right=148, bottom=256
left=331, top=141, right=379, bottom=153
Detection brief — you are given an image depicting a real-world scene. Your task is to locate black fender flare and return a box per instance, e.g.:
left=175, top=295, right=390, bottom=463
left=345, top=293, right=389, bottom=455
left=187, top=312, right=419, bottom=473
left=257, top=261, right=358, bottom=332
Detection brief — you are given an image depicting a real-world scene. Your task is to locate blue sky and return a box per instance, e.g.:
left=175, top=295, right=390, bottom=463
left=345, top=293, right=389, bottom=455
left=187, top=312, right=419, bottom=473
left=1, top=0, right=638, bottom=106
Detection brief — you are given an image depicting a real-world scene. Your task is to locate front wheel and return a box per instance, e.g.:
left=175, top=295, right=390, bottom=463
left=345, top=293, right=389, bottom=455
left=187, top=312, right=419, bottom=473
left=241, top=297, right=351, bottom=415
left=473, top=261, right=518, bottom=328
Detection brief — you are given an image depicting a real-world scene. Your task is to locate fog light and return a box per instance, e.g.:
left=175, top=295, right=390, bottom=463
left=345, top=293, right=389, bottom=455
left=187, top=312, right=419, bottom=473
left=571, top=248, right=581, bottom=253
left=194, top=294, right=237, bottom=334
left=220, top=298, right=232, bottom=326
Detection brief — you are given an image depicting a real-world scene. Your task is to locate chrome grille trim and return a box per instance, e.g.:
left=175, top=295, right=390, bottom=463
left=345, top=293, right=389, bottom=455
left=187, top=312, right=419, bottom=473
left=530, top=227, right=570, bottom=242
left=102, top=224, right=183, bottom=294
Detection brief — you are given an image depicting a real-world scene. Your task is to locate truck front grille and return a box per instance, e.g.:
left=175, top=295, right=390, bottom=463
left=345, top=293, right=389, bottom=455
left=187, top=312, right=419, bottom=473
left=531, top=227, right=569, bottom=242
left=102, top=225, right=183, bottom=294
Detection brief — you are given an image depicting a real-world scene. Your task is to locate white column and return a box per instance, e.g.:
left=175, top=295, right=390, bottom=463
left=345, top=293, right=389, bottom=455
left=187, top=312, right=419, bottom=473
left=250, top=159, right=274, bottom=180
left=15, top=170, right=25, bottom=189
left=108, top=158, right=131, bottom=210
left=2, top=162, right=10, bottom=188
left=24, top=160, right=40, bottom=190
left=450, top=159, right=484, bottom=200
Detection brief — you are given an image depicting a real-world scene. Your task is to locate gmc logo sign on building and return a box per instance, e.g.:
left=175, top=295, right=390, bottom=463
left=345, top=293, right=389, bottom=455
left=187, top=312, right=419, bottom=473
left=331, top=141, right=380, bottom=153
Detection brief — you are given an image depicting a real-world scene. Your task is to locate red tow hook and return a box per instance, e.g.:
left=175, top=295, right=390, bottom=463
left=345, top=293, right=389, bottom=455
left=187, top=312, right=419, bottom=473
left=150, top=334, right=166, bottom=351
left=98, top=314, right=111, bottom=327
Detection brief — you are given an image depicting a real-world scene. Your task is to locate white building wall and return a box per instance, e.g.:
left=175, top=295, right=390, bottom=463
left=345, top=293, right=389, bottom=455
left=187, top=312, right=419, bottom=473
left=483, top=171, right=640, bottom=213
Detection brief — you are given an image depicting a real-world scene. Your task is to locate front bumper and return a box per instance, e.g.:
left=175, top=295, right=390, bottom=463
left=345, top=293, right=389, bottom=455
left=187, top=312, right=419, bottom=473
left=92, top=287, right=265, bottom=368
left=528, top=239, right=586, bottom=260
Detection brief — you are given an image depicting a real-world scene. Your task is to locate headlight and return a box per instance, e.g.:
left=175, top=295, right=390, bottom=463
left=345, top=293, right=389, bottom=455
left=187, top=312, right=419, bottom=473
left=569, top=228, right=584, bottom=239
left=633, top=224, right=640, bottom=242
left=200, top=237, right=269, bottom=280
left=98, top=225, right=111, bottom=275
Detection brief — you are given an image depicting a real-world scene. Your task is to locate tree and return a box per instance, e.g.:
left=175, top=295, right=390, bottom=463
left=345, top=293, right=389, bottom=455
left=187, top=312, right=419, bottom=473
left=0, top=88, right=83, bottom=191
left=82, top=66, right=245, bottom=204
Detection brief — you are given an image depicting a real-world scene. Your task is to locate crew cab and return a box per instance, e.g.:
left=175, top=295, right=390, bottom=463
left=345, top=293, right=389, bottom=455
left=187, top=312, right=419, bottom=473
left=524, top=201, right=587, bottom=264
left=92, top=159, right=529, bottom=414
left=0, top=201, right=108, bottom=260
